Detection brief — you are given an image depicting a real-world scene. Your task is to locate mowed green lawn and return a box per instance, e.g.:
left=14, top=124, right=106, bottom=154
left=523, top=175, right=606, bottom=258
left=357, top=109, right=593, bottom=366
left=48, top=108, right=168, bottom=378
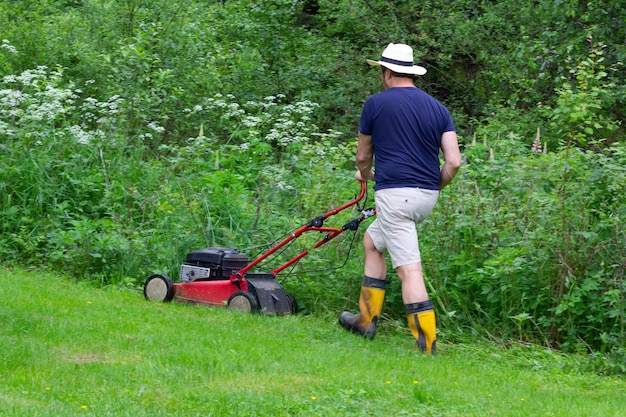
left=0, top=267, right=623, bottom=416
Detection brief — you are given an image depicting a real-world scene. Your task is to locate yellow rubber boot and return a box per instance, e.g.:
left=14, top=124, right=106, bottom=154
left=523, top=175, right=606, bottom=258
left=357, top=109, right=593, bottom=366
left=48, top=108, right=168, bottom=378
left=406, top=300, right=437, bottom=355
left=339, top=276, right=387, bottom=339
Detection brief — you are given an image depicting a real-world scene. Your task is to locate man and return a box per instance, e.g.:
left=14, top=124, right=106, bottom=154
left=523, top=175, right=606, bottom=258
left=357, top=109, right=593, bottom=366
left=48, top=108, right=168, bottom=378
left=339, top=43, right=461, bottom=355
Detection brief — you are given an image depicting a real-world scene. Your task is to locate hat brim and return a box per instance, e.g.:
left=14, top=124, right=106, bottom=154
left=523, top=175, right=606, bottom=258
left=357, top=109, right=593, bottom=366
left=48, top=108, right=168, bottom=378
left=367, top=59, right=427, bottom=76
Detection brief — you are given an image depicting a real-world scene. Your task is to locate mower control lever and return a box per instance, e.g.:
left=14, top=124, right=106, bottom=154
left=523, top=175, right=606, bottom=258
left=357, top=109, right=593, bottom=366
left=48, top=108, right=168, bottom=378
left=307, top=215, right=327, bottom=228
left=342, top=207, right=376, bottom=231
left=342, top=218, right=361, bottom=231
left=361, top=208, right=376, bottom=218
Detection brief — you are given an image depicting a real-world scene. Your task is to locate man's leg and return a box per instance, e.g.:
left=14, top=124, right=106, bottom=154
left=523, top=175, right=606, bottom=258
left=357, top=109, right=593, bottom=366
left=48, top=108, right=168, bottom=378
left=338, top=232, right=388, bottom=339
left=396, top=262, right=428, bottom=303
left=398, top=263, right=437, bottom=355
left=363, top=231, right=386, bottom=279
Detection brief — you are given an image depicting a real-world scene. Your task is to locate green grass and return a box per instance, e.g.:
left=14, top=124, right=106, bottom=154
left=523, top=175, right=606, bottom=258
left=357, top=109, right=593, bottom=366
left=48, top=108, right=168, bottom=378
left=0, top=267, right=623, bottom=417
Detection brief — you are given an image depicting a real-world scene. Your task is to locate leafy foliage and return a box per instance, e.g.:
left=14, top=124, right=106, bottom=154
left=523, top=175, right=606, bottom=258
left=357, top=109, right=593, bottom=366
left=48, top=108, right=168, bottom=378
left=0, top=0, right=624, bottom=372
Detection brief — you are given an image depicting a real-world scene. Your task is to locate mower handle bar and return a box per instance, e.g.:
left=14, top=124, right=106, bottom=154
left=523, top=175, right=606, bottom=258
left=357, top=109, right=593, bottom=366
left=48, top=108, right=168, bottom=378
left=233, top=181, right=373, bottom=281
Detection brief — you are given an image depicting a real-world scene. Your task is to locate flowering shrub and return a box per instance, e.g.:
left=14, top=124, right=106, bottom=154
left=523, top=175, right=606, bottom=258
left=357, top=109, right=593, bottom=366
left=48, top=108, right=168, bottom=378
left=184, top=94, right=323, bottom=159
left=0, top=66, right=123, bottom=146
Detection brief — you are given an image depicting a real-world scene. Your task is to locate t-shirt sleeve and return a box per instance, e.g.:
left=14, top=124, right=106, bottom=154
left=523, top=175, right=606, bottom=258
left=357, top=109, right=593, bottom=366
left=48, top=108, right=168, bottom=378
left=442, top=107, right=456, bottom=133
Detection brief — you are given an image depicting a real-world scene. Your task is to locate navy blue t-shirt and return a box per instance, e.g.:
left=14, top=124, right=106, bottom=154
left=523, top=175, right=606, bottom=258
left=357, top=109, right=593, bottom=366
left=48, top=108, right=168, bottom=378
left=359, top=87, right=456, bottom=191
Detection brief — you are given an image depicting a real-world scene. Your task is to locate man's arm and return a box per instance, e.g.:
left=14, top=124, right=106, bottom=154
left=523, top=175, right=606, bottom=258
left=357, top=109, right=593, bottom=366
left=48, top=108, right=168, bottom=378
left=356, top=131, right=375, bottom=181
left=440, top=131, right=461, bottom=190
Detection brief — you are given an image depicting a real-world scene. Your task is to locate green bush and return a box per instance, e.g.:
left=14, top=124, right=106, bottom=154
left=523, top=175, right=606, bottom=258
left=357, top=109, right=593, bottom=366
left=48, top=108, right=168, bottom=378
left=424, top=132, right=625, bottom=357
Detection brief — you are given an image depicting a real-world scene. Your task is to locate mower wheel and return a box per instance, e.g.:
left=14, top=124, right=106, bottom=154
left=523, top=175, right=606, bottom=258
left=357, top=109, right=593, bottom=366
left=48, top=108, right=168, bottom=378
left=227, top=291, right=258, bottom=314
left=286, top=292, right=298, bottom=314
left=144, top=274, right=175, bottom=302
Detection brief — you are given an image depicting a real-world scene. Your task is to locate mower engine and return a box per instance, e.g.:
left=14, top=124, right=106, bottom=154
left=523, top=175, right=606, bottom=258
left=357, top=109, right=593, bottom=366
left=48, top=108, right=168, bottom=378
left=180, top=247, right=249, bottom=282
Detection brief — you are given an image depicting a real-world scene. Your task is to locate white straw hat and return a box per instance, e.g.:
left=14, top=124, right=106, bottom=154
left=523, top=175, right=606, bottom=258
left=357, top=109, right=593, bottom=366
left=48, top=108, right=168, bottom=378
left=367, top=43, right=427, bottom=76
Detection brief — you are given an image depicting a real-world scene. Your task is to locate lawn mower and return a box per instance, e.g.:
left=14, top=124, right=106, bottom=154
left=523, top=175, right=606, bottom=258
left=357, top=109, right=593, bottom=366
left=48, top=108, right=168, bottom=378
left=143, top=181, right=375, bottom=315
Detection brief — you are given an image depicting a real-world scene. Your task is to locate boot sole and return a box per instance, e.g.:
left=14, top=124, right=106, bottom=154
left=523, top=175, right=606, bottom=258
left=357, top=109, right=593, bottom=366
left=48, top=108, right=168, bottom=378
left=338, top=312, right=377, bottom=340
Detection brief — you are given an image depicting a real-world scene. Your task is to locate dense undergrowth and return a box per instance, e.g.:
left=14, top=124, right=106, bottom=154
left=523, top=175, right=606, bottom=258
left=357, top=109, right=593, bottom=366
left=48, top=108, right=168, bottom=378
left=0, top=1, right=624, bottom=374
left=1, top=64, right=624, bottom=374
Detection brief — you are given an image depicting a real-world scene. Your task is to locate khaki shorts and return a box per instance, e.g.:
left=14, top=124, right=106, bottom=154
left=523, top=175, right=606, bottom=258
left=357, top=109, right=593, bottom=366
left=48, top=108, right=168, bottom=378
left=367, top=187, right=439, bottom=268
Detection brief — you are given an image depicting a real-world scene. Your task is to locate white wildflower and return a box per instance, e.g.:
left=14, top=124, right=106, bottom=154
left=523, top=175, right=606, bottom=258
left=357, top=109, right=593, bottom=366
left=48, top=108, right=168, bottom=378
left=0, top=89, right=25, bottom=107
left=68, top=125, right=92, bottom=145
left=147, top=122, right=165, bottom=133
left=16, top=66, right=48, bottom=86
left=1, top=39, right=17, bottom=54
left=242, top=116, right=262, bottom=127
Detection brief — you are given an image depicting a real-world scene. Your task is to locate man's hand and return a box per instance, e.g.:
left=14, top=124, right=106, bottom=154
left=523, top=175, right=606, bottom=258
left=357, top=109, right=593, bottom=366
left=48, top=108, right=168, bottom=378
left=355, top=169, right=374, bottom=182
